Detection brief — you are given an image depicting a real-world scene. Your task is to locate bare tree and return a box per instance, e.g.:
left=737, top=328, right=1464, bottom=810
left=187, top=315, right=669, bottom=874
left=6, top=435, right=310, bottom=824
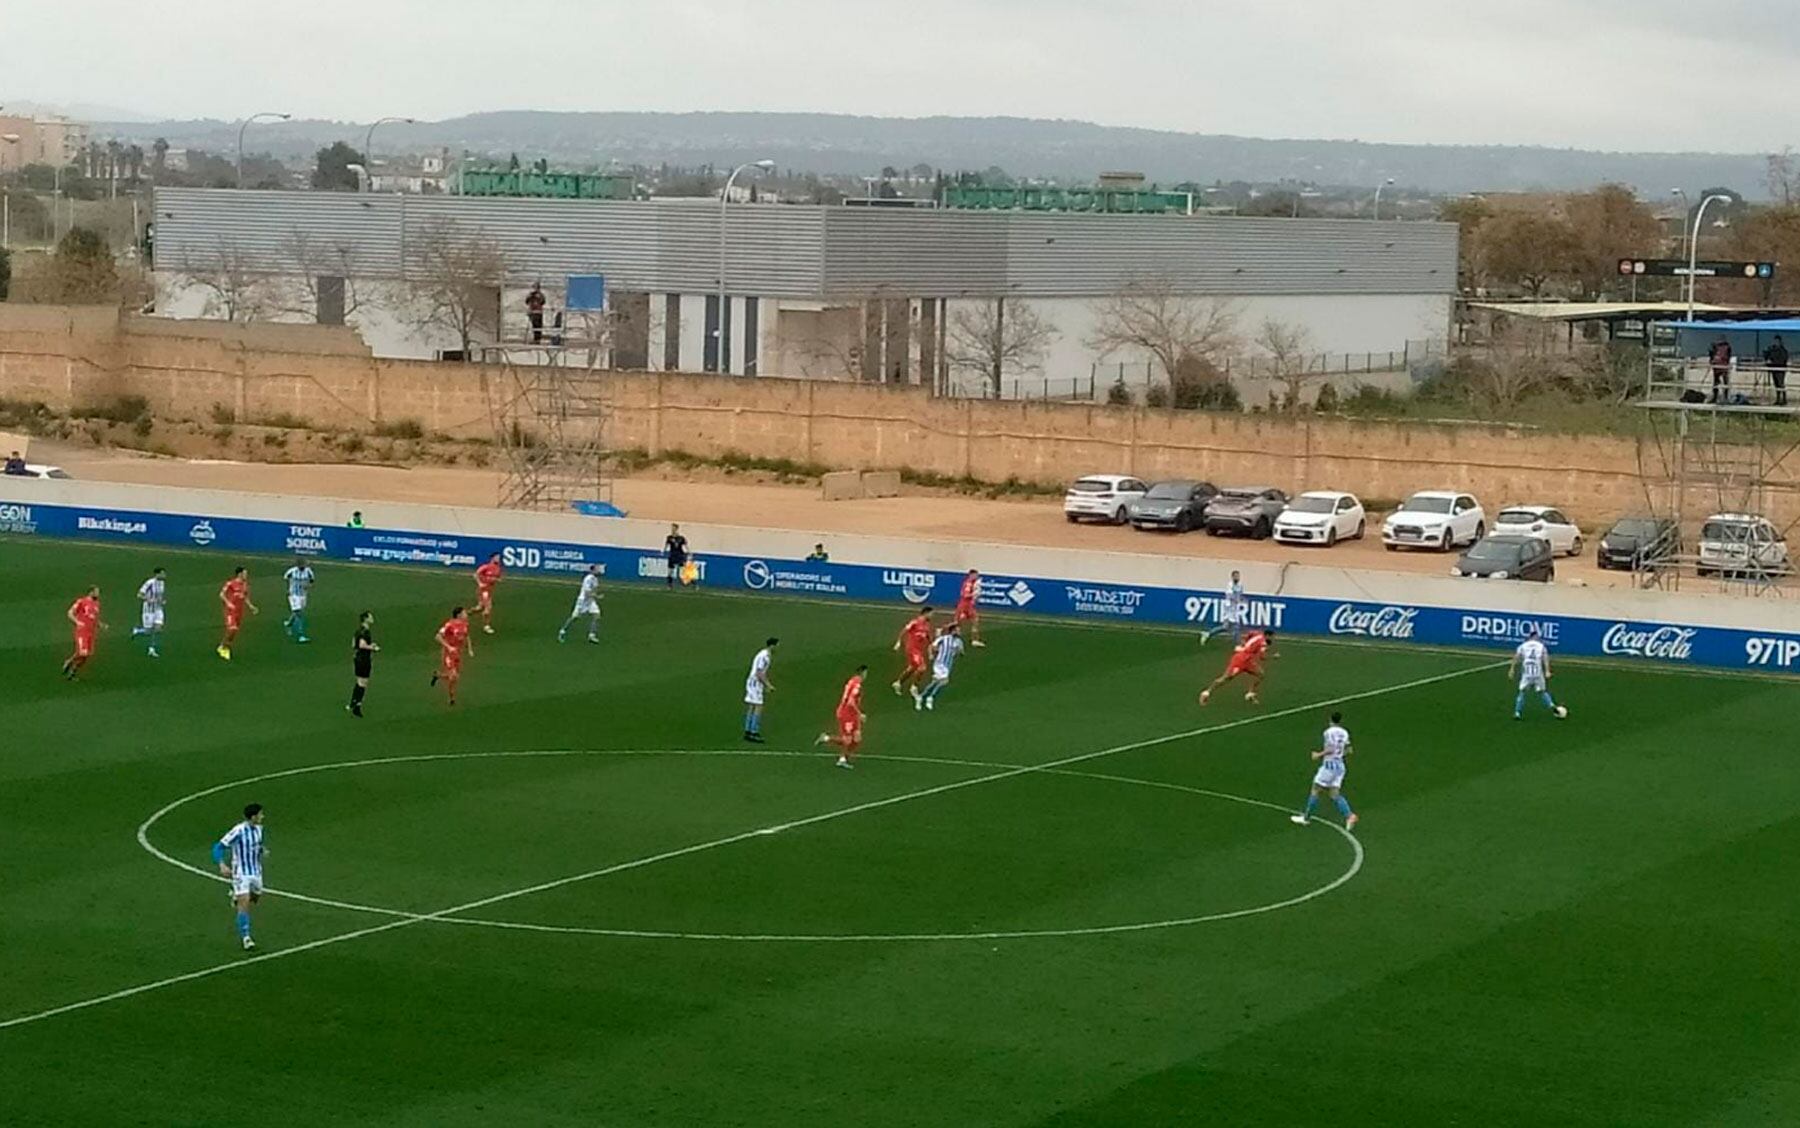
left=1768, top=148, right=1799, bottom=206
left=1255, top=319, right=1324, bottom=411
left=1460, top=321, right=1570, bottom=411
left=404, top=218, right=510, bottom=356
left=790, top=335, right=865, bottom=382
left=179, top=238, right=277, bottom=322
left=272, top=229, right=369, bottom=323
left=944, top=298, right=1059, bottom=397
left=1087, top=274, right=1241, bottom=386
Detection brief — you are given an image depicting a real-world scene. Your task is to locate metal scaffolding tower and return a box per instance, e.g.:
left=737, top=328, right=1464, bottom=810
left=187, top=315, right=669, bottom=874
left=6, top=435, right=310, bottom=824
left=1635, top=357, right=1800, bottom=595
left=479, top=332, right=615, bottom=512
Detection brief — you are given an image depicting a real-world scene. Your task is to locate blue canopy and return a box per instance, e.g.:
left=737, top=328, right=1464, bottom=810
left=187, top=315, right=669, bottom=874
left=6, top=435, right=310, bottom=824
left=1658, top=319, right=1800, bottom=358
left=1658, top=318, right=1800, bottom=333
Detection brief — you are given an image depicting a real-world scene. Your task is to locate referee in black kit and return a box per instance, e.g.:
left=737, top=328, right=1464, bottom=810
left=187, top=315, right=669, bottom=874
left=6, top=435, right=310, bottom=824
left=348, top=610, right=379, bottom=717
left=665, top=523, right=689, bottom=588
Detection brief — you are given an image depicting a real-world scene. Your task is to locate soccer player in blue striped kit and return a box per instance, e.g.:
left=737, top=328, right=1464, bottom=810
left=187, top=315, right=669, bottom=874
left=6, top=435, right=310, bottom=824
left=1292, top=712, right=1358, bottom=831
left=213, top=803, right=268, bottom=950
left=1511, top=628, right=1567, bottom=720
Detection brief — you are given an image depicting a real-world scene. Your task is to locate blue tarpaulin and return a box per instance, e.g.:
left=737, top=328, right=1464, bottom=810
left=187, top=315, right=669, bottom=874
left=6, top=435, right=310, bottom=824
left=1658, top=319, right=1800, bottom=356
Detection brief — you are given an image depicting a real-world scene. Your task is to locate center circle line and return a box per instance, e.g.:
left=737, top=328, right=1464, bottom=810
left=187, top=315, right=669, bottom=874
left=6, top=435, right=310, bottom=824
left=139, top=748, right=1362, bottom=942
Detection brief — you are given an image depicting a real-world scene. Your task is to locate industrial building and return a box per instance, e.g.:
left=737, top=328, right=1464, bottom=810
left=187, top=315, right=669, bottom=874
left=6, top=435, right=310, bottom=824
left=149, top=188, right=1457, bottom=396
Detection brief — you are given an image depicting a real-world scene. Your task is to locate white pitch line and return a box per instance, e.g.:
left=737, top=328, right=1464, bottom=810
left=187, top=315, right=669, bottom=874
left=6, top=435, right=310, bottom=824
left=2, top=659, right=1497, bottom=1033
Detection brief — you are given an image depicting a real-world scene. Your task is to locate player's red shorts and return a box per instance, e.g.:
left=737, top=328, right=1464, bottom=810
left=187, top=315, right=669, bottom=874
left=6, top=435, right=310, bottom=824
left=476, top=588, right=494, bottom=611
left=224, top=608, right=243, bottom=630
left=904, top=644, right=927, bottom=672
left=1225, top=657, right=1262, bottom=679
left=440, top=651, right=463, bottom=676
left=956, top=600, right=978, bottom=623
left=836, top=711, right=861, bottom=746
left=73, top=630, right=95, bottom=658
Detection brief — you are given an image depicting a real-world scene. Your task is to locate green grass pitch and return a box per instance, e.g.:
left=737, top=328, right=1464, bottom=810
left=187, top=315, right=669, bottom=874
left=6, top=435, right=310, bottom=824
left=3, top=536, right=1799, bottom=1126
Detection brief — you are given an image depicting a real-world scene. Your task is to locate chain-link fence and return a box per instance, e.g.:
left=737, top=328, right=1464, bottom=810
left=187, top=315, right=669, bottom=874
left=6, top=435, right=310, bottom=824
left=948, top=340, right=1449, bottom=402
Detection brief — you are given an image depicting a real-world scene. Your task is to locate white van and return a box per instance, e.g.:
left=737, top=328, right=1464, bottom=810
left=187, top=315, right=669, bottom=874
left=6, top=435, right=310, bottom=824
left=1697, top=513, right=1790, bottom=576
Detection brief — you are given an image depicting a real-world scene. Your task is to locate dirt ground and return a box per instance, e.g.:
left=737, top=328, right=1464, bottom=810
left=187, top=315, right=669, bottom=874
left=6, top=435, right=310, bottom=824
left=34, top=439, right=1638, bottom=589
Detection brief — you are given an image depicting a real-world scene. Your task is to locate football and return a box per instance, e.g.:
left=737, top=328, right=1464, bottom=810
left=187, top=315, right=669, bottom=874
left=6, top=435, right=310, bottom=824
left=1554, top=704, right=1569, bottom=718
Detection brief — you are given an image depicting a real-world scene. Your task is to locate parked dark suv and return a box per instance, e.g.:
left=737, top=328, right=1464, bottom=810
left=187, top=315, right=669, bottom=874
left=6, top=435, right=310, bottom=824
left=1452, top=534, right=1555, bottom=582
left=1596, top=516, right=1679, bottom=571
left=1129, top=480, right=1218, bottom=533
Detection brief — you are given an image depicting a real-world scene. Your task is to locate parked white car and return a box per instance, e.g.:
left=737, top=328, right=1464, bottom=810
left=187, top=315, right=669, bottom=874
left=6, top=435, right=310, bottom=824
left=1063, top=474, right=1150, bottom=525
left=1273, top=491, right=1366, bottom=547
left=1382, top=490, right=1486, bottom=552
left=1492, top=505, right=1583, bottom=556
left=2, top=463, right=71, bottom=480
left=1698, top=513, right=1791, bottom=576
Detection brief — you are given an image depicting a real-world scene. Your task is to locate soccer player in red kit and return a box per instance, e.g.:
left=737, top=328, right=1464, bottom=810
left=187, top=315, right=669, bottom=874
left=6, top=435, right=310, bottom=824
left=956, top=569, right=986, bottom=648
left=216, top=566, right=258, bottom=661
left=816, top=664, right=868, bottom=769
left=1200, top=629, right=1274, bottom=706
left=891, top=606, right=934, bottom=696
left=431, top=606, right=475, bottom=705
left=474, top=554, right=503, bottom=634
left=62, top=585, right=103, bottom=680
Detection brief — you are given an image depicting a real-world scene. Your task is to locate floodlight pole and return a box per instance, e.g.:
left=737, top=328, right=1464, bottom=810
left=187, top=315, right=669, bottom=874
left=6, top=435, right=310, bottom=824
left=1687, top=193, right=1732, bottom=319
left=717, top=159, right=773, bottom=374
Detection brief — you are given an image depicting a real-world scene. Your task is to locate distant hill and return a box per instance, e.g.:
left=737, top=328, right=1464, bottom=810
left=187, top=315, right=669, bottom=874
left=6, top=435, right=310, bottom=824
left=11, top=99, right=163, bottom=123
left=90, top=111, right=1778, bottom=197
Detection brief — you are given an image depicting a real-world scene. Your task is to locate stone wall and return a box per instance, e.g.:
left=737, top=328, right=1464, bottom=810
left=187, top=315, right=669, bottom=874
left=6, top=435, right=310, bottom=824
left=0, top=305, right=1787, bottom=527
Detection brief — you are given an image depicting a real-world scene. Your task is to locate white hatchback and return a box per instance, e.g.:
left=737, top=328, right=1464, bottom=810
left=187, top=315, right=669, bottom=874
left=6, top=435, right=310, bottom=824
left=1063, top=474, right=1150, bottom=525
left=1273, top=491, right=1366, bottom=547
left=3, top=463, right=72, bottom=480
left=1382, top=490, right=1486, bottom=552
left=1492, top=505, right=1583, bottom=556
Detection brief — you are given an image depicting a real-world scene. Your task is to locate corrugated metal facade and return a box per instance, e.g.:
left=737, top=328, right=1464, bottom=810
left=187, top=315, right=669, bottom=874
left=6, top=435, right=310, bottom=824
left=154, top=188, right=1454, bottom=300
left=821, top=208, right=1009, bottom=296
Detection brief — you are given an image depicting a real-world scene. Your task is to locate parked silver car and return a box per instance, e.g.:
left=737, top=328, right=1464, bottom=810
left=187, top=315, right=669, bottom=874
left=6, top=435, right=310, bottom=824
left=1203, top=486, right=1289, bottom=539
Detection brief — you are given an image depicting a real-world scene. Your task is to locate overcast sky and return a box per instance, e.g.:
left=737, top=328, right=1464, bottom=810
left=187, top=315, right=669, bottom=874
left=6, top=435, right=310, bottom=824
left=7, top=0, right=1798, bottom=151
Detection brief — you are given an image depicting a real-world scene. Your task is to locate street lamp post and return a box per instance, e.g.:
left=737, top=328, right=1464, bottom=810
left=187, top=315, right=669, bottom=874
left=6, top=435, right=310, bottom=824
left=717, top=158, right=775, bottom=374
left=1671, top=188, right=1691, bottom=262
left=236, top=111, right=291, bottom=188
left=1373, top=177, right=1396, bottom=221
left=1665, top=189, right=1690, bottom=306
left=363, top=116, right=416, bottom=192
left=1687, top=193, right=1732, bottom=318
left=0, top=133, right=18, bottom=248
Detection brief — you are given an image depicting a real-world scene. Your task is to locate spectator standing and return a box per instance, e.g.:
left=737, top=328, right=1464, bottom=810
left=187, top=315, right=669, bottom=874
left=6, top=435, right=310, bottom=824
left=525, top=284, right=547, bottom=343
left=806, top=543, right=829, bottom=563
left=347, top=510, right=365, bottom=529
left=3, top=451, right=27, bottom=475
left=1709, top=336, right=1733, bottom=404
left=1765, top=335, right=1790, bottom=407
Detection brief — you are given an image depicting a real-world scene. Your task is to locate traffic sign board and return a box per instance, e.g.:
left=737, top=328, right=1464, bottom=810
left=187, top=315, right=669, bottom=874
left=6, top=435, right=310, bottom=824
left=1618, top=258, right=1776, bottom=279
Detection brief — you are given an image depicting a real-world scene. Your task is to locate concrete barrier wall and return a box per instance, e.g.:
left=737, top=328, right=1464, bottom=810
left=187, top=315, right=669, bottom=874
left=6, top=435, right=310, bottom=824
left=4, top=476, right=1799, bottom=674
left=1, top=305, right=1790, bottom=528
